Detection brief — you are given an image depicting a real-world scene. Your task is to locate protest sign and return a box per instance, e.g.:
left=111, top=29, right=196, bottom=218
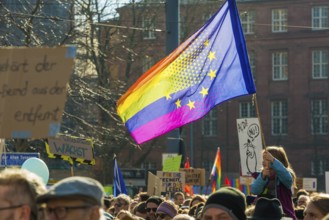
left=147, top=172, right=162, bottom=196
left=162, top=153, right=178, bottom=167
left=0, top=47, right=75, bottom=138
left=237, top=118, right=263, bottom=176
left=180, top=168, right=205, bottom=186
left=46, top=135, right=95, bottom=165
left=303, top=178, right=317, bottom=192
left=163, top=155, right=182, bottom=172
left=157, top=171, right=185, bottom=193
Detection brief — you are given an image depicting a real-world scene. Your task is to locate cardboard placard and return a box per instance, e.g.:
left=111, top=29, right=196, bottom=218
left=157, top=171, right=185, bottom=193
left=47, top=135, right=94, bottom=160
left=180, top=168, right=205, bottom=186
left=0, top=47, right=75, bottom=138
left=163, top=155, right=182, bottom=172
left=147, top=172, right=162, bottom=196
left=237, top=118, right=263, bottom=176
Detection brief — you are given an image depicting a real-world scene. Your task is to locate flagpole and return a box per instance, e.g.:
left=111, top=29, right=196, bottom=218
left=253, top=94, right=266, bottom=149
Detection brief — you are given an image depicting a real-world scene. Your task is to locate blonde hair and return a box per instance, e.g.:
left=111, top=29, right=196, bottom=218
left=0, top=168, right=47, bottom=220
left=265, top=146, right=297, bottom=188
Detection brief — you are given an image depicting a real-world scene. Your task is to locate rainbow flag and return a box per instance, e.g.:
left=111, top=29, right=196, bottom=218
left=211, top=148, right=222, bottom=192
left=117, top=0, right=256, bottom=144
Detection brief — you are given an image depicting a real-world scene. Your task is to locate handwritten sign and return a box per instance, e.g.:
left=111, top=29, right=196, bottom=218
left=46, top=135, right=95, bottom=165
left=162, top=153, right=178, bottom=166
left=157, top=171, right=185, bottom=193
left=237, top=118, right=263, bottom=176
left=0, top=47, right=75, bottom=138
left=180, top=168, right=205, bottom=186
left=163, top=155, right=182, bottom=172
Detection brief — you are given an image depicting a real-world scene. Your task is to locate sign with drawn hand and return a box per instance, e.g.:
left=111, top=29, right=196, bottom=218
left=237, top=118, right=263, bottom=176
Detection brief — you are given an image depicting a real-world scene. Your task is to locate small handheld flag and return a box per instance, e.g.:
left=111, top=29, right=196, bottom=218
left=117, top=0, right=256, bottom=144
left=210, top=147, right=222, bottom=192
left=184, top=157, right=194, bottom=196
left=113, top=155, right=127, bottom=196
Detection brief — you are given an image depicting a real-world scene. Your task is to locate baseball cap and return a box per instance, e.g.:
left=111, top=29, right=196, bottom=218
left=36, top=176, right=105, bottom=206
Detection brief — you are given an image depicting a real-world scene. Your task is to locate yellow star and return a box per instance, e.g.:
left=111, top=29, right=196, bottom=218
left=204, top=39, right=210, bottom=47
left=200, top=87, right=209, bottom=98
left=165, top=93, right=172, bottom=100
left=187, top=100, right=195, bottom=110
left=175, top=99, right=181, bottom=108
left=208, top=51, right=216, bottom=61
left=208, top=69, right=216, bottom=80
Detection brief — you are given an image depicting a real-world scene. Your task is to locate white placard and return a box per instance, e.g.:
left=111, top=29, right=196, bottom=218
left=326, top=171, right=329, bottom=193
left=237, top=118, right=263, bottom=176
left=303, top=178, right=317, bottom=191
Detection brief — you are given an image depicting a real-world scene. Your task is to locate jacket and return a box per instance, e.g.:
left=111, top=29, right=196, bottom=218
left=251, top=159, right=297, bottom=220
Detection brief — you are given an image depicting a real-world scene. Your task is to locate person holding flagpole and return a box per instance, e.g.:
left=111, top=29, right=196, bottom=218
left=251, top=146, right=297, bottom=220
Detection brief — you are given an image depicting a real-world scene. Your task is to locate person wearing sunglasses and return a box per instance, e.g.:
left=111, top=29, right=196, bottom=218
left=0, top=167, right=47, bottom=220
left=146, top=196, right=164, bottom=220
left=156, top=200, right=178, bottom=220
left=36, top=176, right=107, bottom=220
left=114, top=194, right=131, bottom=217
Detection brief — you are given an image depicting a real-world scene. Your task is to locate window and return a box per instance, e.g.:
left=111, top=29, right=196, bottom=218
left=312, top=49, right=328, bottom=79
left=239, top=102, right=256, bottom=118
left=202, top=108, right=217, bottom=136
left=142, top=56, right=155, bottom=73
left=141, top=162, right=157, bottom=169
left=311, top=99, right=328, bottom=135
left=271, top=100, right=288, bottom=135
left=311, top=159, right=328, bottom=176
left=43, top=2, right=69, bottom=17
left=272, top=9, right=288, bottom=32
left=142, top=17, right=156, bottom=40
left=248, top=51, right=256, bottom=81
left=312, top=6, right=328, bottom=30
left=241, top=10, right=256, bottom=34
left=202, top=160, right=212, bottom=172
left=272, top=51, right=288, bottom=80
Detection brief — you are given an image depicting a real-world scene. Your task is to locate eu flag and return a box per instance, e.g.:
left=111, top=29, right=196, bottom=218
left=113, top=155, right=127, bottom=196
left=117, top=0, right=256, bottom=144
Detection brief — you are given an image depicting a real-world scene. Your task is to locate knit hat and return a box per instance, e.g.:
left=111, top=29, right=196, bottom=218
left=251, top=197, right=284, bottom=220
left=156, top=201, right=178, bottom=218
left=202, top=187, right=246, bottom=220
left=146, top=196, right=164, bottom=206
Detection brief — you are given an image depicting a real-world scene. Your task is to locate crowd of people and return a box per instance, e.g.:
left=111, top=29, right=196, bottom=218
left=0, top=146, right=329, bottom=220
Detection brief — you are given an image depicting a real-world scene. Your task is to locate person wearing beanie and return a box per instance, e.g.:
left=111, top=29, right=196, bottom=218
left=156, top=200, right=178, bottom=220
left=250, top=197, right=284, bottom=220
left=146, top=196, right=164, bottom=220
left=201, top=187, right=247, bottom=220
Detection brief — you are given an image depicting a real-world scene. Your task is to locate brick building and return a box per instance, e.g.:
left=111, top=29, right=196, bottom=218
left=110, top=0, right=329, bottom=191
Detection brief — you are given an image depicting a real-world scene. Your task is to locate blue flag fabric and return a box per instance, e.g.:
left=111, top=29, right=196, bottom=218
left=117, top=0, right=256, bottom=144
left=113, top=156, right=127, bottom=196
